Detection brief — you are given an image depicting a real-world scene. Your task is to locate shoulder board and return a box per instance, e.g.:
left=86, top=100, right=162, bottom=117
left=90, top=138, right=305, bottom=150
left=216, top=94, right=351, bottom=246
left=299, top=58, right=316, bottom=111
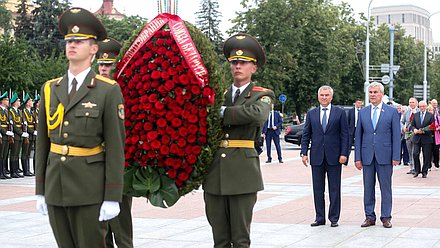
left=95, top=75, right=117, bottom=85
left=45, top=77, right=63, bottom=85
left=252, top=86, right=270, bottom=92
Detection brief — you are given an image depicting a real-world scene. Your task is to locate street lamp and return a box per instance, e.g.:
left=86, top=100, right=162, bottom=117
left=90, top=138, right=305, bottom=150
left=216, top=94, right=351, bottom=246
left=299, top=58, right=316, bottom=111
left=423, top=10, right=440, bottom=101
left=364, top=0, right=373, bottom=106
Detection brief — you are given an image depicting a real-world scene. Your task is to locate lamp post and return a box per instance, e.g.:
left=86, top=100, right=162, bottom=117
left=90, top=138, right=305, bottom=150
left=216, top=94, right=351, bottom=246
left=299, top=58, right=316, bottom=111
left=423, top=11, right=440, bottom=101
left=364, top=0, right=373, bottom=106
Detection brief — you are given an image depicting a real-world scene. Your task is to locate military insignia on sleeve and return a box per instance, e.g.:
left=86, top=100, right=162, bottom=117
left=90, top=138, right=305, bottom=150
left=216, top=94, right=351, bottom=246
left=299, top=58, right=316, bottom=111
left=260, top=96, right=271, bottom=104
left=118, top=104, right=125, bottom=120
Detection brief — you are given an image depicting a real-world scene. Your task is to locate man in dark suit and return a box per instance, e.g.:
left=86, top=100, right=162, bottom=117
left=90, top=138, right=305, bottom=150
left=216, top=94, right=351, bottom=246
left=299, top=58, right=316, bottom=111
left=263, top=104, right=283, bottom=163
left=203, top=33, right=275, bottom=247
left=347, top=98, right=363, bottom=165
left=411, top=100, right=434, bottom=178
left=355, top=82, right=400, bottom=229
left=300, top=85, right=349, bottom=227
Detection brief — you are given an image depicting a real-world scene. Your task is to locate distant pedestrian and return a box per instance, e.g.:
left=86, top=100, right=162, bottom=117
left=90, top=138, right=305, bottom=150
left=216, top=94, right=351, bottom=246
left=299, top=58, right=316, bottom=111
left=263, top=104, right=283, bottom=163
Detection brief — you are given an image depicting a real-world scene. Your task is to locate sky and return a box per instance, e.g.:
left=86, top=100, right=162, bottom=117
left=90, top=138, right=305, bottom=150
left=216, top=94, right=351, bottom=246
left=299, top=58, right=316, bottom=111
left=70, top=0, right=440, bottom=42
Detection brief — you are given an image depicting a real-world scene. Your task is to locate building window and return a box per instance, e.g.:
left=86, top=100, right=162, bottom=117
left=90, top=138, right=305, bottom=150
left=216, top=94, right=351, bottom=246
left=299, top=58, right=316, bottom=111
left=388, top=14, right=391, bottom=24
left=402, top=14, right=405, bottom=23
left=376, top=16, right=379, bottom=25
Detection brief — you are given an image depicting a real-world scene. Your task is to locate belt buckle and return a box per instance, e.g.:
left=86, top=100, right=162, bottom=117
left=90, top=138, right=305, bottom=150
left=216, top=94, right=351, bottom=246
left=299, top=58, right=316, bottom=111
left=220, top=140, right=229, bottom=148
left=61, top=145, right=69, bottom=155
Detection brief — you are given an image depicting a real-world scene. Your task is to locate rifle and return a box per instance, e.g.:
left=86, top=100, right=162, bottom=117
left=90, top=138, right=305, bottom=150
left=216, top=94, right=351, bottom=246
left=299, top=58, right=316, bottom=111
left=21, top=110, right=29, bottom=145
left=7, top=110, right=14, bottom=144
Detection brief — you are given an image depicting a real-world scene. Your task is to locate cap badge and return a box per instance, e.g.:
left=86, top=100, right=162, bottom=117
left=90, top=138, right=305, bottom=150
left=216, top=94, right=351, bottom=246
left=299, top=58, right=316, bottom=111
left=236, top=36, right=246, bottom=40
left=102, top=53, right=109, bottom=59
left=70, top=8, right=81, bottom=14
left=72, top=25, right=80, bottom=33
left=235, top=50, right=244, bottom=56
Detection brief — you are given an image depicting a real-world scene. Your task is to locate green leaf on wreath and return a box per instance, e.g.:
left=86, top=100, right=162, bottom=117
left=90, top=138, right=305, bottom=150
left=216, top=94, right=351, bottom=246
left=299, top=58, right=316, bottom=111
left=148, top=176, right=180, bottom=208
left=132, top=167, right=161, bottom=195
left=123, top=168, right=136, bottom=194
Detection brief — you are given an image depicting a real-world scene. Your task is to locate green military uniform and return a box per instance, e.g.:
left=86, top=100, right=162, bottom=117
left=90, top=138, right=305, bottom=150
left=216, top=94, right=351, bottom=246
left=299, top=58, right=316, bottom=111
left=0, top=92, right=11, bottom=179
left=35, top=7, right=125, bottom=248
left=32, top=95, right=40, bottom=173
left=9, top=93, right=24, bottom=178
left=97, top=38, right=134, bottom=248
left=203, top=33, right=275, bottom=247
left=21, top=93, right=35, bottom=176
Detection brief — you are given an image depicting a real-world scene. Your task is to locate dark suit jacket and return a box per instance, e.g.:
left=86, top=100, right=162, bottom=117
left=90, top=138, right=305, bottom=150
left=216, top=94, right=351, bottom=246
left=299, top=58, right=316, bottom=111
left=411, top=111, right=434, bottom=144
left=300, top=106, right=349, bottom=166
left=355, top=104, right=401, bottom=165
left=263, top=110, right=283, bottom=136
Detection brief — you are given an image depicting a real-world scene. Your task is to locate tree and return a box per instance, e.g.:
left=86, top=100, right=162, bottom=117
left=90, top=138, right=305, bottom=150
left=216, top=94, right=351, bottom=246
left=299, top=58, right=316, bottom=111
left=195, top=0, right=223, bottom=55
left=99, top=15, right=148, bottom=44
left=229, top=0, right=360, bottom=116
left=14, top=0, right=33, bottom=40
left=0, top=0, right=11, bottom=35
left=30, top=0, right=70, bottom=58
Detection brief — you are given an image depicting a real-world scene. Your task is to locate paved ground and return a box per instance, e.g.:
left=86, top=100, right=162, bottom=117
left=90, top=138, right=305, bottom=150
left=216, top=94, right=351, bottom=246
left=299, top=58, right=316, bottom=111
left=1, top=143, right=440, bottom=247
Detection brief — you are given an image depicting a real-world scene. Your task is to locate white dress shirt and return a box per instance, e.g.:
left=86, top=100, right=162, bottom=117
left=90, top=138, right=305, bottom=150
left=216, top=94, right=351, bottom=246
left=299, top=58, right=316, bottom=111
left=68, top=67, right=91, bottom=94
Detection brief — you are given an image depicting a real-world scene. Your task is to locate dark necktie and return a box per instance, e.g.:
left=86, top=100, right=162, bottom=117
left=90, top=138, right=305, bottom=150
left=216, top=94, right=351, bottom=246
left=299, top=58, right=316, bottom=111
left=69, top=78, right=78, bottom=102
left=233, top=88, right=240, bottom=104
left=322, top=108, right=328, bottom=131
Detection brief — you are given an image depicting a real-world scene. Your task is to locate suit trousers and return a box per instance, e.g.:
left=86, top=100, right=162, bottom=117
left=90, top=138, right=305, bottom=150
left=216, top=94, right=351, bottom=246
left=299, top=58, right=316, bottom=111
left=311, top=159, right=342, bottom=223
left=265, top=129, right=282, bottom=161
left=47, top=204, right=108, bottom=248
left=406, top=137, right=415, bottom=170
left=363, top=157, right=393, bottom=221
left=431, top=136, right=439, bottom=168
left=105, top=195, right=133, bottom=248
left=204, top=192, right=257, bottom=248
left=413, top=142, right=432, bottom=174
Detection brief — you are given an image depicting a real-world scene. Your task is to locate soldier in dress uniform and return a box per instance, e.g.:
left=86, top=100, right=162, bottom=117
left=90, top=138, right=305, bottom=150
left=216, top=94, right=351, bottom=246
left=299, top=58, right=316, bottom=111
left=203, top=33, right=275, bottom=247
left=32, top=94, right=40, bottom=173
left=0, top=92, right=12, bottom=179
left=98, top=37, right=134, bottom=248
left=20, top=93, right=35, bottom=176
left=9, top=92, right=27, bottom=178
left=35, top=7, right=125, bottom=247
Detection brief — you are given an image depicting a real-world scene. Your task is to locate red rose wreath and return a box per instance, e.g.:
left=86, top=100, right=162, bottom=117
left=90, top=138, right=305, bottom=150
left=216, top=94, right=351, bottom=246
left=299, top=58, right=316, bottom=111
left=114, top=14, right=226, bottom=207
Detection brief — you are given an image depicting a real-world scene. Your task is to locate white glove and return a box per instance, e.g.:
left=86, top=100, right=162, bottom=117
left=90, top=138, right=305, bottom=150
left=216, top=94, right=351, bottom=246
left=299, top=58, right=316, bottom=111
left=0, top=133, right=2, bottom=138
left=21, top=132, right=29, bottom=138
left=6, top=131, right=13, bottom=136
left=219, top=106, right=227, bottom=117
left=33, top=130, right=37, bottom=136
left=36, top=195, right=48, bottom=215
left=98, top=201, right=120, bottom=221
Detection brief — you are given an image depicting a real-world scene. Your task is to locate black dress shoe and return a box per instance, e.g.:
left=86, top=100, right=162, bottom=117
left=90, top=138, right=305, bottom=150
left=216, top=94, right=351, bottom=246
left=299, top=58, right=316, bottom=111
left=265, top=160, right=271, bottom=163
left=413, top=173, right=419, bottom=178
left=330, top=222, right=339, bottom=227
left=361, top=218, right=375, bottom=227
left=279, top=160, right=284, bottom=163
left=406, top=170, right=413, bottom=174
left=310, top=221, right=325, bottom=227
left=422, top=174, right=427, bottom=178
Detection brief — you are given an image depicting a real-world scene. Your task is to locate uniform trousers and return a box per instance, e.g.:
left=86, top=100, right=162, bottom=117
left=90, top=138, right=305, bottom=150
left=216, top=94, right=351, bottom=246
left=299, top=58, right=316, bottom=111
left=48, top=204, right=108, bottom=248
left=105, top=195, right=133, bottom=248
left=204, top=192, right=257, bottom=248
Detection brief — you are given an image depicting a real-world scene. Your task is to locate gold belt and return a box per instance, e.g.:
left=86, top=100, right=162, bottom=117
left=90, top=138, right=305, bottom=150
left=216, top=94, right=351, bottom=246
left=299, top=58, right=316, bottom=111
left=16, top=125, right=22, bottom=128
left=1, top=124, right=7, bottom=127
left=219, top=140, right=254, bottom=148
left=28, top=125, right=34, bottom=127
left=50, top=143, right=104, bottom=156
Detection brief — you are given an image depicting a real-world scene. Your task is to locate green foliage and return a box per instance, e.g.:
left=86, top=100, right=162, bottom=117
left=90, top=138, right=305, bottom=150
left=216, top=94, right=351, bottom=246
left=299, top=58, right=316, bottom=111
left=99, top=15, right=148, bottom=45
left=14, top=0, right=33, bottom=40
left=0, top=0, right=11, bottom=33
left=195, top=0, right=224, bottom=55
left=30, top=0, right=70, bottom=58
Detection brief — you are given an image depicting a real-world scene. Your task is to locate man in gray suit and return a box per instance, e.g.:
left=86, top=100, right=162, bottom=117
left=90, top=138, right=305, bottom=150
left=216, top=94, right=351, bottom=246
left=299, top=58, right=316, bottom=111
left=401, top=97, right=419, bottom=174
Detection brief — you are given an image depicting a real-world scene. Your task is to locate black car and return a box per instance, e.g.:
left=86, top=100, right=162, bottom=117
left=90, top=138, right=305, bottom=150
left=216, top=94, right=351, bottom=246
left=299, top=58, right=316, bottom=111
left=284, top=105, right=352, bottom=146
left=284, top=123, right=305, bottom=146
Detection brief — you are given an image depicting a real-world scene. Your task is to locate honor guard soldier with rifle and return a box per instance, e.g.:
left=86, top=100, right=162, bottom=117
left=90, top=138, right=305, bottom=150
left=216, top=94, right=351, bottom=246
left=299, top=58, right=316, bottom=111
left=97, top=37, right=134, bottom=248
left=203, top=33, right=275, bottom=248
left=21, top=93, right=35, bottom=176
left=35, top=7, right=125, bottom=247
left=9, top=92, right=27, bottom=178
left=0, top=92, right=12, bottom=179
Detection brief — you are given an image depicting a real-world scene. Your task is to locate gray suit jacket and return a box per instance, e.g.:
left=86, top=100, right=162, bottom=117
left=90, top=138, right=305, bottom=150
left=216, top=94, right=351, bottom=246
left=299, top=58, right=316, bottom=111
left=401, top=107, right=419, bottom=139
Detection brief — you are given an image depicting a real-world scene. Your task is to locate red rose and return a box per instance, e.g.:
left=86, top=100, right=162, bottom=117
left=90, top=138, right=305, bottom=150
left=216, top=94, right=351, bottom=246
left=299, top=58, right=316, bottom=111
left=175, top=87, right=183, bottom=96
left=177, top=138, right=187, bottom=148
left=142, top=142, right=151, bottom=151
left=165, top=39, right=174, bottom=46
left=167, top=169, right=177, bottom=179
left=171, top=118, right=182, bottom=128
left=187, top=134, right=196, bottom=143
left=158, top=46, right=167, bottom=55
left=168, top=67, right=177, bottom=76
left=147, top=150, right=156, bottom=158
left=186, top=154, right=197, bottom=164
left=156, top=38, right=165, bottom=46
left=178, top=127, right=188, bottom=137
left=157, top=118, right=167, bottom=128
left=190, top=86, right=201, bottom=95
left=199, top=108, right=208, bottom=117
left=178, top=74, right=189, bottom=85
left=199, top=126, right=208, bottom=135
left=148, top=62, right=157, bottom=71
left=170, top=143, right=179, bottom=154
left=171, top=56, right=181, bottom=65
left=165, top=80, right=175, bottom=91
left=161, top=135, right=171, bottom=145
left=161, top=60, right=170, bottom=69
left=155, top=101, right=165, bottom=110
left=192, top=146, right=202, bottom=155
left=177, top=172, right=189, bottom=181
left=148, top=94, right=158, bottom=103
left=199, top=136, right=207, bottom=144
left=151, top=81, right=160, bottom=88
left=160, top=145, right=170, bottom=155
left=151, top=70, right=161, bottom=80
left=158, top=85, right=168, bottom=96
left=151, top=140, right=161, bottom=150
left=147, top=131, right=158, bottom=141
left=188, top=124, right=198, bottom=134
